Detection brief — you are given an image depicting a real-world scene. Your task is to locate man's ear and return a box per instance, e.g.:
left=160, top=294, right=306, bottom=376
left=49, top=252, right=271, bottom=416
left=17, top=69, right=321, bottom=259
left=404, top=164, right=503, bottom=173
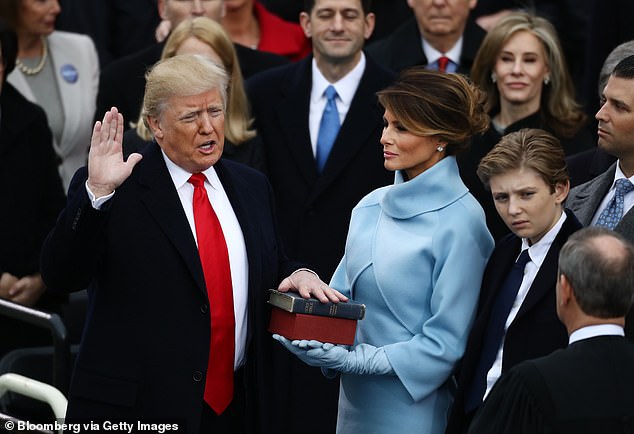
left=299, top=12, right=312, bottom=38
left=146, top=116, right=163, bottom=140
left=558, top=273, right=573, bottom=306
left=157, top=0, right=168, bottom=20
left=363, top=13, right=376, bottom=40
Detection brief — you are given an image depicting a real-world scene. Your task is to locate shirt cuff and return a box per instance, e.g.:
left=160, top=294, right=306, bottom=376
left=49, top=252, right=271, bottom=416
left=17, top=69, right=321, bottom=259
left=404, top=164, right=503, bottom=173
left=85, top=181, right=115, bottom=210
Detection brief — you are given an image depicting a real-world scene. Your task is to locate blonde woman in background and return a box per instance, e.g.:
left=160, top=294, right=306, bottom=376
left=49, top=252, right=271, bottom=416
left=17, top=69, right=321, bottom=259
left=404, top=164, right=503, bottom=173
left=459, top=11, right=593, bottom=241
left=124, top=16, right=265, bottom=172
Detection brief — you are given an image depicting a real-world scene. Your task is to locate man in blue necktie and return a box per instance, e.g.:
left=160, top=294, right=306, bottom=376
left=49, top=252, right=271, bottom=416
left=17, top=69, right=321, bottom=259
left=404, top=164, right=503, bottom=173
left=567, top=54, right=634, bottom=341
left=246, top=0, right=395, bottom=432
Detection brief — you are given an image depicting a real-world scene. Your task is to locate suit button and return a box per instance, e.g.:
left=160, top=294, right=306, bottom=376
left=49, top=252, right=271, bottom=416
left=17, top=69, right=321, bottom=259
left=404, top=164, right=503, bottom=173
left=200, top=304, right=208, bottom=314
left=193, top=371, right=203, bottom=382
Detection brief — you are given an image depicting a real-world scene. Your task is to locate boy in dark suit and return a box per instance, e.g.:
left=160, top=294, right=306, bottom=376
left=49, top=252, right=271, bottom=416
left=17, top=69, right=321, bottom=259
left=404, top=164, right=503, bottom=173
left=469, top=227, right=634, bottom=434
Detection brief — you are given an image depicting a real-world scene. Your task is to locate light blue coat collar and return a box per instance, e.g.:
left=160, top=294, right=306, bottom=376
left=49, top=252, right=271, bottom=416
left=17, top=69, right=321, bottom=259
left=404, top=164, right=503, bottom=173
left=381, top=156, right=468, bottom=219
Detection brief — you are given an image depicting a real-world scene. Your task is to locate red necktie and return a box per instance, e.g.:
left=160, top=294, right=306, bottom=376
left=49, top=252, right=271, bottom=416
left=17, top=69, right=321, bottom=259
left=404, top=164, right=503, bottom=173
left=438, top=56, right=450, bottom=72
left=188, top=173, right=235, bottom=415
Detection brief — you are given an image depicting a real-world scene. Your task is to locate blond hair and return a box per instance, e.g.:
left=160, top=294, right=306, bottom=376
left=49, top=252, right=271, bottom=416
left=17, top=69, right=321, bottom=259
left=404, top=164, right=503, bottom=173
left=141, top=54, right=228, bottom=131
left=471, top=12, right=586, bottom=138
left=137, top=17, right=255, bottom=144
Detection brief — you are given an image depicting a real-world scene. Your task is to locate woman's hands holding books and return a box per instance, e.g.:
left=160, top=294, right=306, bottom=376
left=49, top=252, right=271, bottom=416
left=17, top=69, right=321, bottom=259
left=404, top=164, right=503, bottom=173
left=273, top=334, right=394, bottom=375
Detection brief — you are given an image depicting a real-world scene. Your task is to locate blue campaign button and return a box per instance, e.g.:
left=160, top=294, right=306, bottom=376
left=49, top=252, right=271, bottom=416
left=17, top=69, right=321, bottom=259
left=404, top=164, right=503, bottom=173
left=60, top=64, right=78, bottom=83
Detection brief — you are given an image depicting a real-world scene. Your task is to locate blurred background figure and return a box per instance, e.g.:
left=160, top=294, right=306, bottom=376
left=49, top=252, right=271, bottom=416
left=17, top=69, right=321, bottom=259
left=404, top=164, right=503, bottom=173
left=97, top=0, right=287, bottom=128
left=366, top=0, right=485, bottom=75
left=566, top=40, right=634, bottom=188
left=56, top=0, right=161, bottom=68
left=0, top=0, right=99, bottom=190
left=0, top=18, right=66, bottom=357
left=258, top=0, right=413, bottom=44
left=448, top=129, right=581, bottom=434
left=468, top=227, right=634, bottom=434
left=471, top=0, right=590, bottom=98
left=459, top=12, right=593, bottom=241
left=582, top=0, right=634, bottom=121
left=124, top=17, right=265, bottom=172
left=222, top=0, right=311, bottom=61
left=156, top=0, right=311, bottom=61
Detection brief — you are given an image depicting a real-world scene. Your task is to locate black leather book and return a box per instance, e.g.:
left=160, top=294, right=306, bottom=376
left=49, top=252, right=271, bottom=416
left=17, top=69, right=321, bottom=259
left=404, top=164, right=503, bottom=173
left=268, top=289, right=366, bottom=320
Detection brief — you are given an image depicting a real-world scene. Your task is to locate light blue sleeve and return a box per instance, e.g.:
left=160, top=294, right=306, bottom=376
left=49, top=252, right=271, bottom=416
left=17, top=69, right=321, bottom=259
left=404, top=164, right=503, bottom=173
left=384, top=208, right=494, bottom=403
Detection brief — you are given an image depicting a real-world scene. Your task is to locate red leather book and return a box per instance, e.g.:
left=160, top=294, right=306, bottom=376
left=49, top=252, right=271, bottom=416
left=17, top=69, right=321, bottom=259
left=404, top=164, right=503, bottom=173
left=269, top=307, right=357, bottom=345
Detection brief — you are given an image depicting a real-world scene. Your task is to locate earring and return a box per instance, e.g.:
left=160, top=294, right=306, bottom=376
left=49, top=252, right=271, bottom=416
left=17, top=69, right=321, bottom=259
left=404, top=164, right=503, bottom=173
left=437, top=145, right=444, bottom=152
left=490, top=72, right=497, bottom=83
left=544, top=76, right=550, bottom=85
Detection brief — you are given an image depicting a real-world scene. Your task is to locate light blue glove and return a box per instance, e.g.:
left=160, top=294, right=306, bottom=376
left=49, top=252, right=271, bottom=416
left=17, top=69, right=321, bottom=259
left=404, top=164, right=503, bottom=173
left=272, top=334, right=394, bottom=375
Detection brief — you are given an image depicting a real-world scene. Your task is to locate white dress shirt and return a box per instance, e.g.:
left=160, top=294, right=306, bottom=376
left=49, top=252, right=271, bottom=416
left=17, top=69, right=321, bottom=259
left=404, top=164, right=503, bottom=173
left=422, top=37, right=463, bottom=72
left=308, top=53, right=365, bottom=156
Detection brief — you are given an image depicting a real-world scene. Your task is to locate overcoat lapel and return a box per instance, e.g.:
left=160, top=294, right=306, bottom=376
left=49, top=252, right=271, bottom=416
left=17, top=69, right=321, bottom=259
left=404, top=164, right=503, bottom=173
left=568, top=164, right=616, bottom=225
left=275, top=58, right=318, bottom=186
left=136, top=143, right=207, bottom=296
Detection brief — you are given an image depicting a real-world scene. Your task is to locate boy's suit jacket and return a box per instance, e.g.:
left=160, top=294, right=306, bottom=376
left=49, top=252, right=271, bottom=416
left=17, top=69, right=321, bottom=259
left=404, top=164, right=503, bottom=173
left=446, top=210, right=582, bottom=434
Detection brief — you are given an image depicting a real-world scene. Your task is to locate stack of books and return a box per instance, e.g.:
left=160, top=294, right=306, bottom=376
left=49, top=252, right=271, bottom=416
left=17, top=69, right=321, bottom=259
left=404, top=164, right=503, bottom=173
left=268, top=289, right=366, bottom=345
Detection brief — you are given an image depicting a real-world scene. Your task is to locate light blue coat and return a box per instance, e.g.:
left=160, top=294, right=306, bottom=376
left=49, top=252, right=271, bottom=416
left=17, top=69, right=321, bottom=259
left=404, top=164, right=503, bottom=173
left=330, top=157, right=494, bottom=434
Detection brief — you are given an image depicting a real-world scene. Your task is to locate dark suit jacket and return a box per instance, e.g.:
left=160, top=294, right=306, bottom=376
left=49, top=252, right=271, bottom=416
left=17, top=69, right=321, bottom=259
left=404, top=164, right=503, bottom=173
left=0, top=83, right=66, bottom=355
left=57, top=0, right=160, bottom=67
left=446, top=210, right=581, bottom=434
left=40, top=143, right=300, bottom=433
left=566, top=147, right=616, bottom=188
left=96, top=41, right=289, bottom=126
left=247, top=55, right=394, bottom=279
left=246, top=55, right=394, bottom=434
left=566, top=162, right=634, bottom=338
left=365, top=17, right=486, bottom=74
left=468, top=335, right=634, bottom=434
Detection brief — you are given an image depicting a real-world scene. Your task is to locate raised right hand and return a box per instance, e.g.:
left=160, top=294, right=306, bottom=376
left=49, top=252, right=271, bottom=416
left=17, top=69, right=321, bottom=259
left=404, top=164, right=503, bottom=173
left=87, top=107, right=142, bottom=198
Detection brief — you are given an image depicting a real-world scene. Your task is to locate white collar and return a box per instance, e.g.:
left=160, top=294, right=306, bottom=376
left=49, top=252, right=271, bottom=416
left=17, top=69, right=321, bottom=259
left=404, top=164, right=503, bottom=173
left=611, top=160, right=634, bottom=188
left=310, top=52, right=366, bottom=107
left=161, top=149, right=222, bottom=191
left=569, top=324, right=624, bottom=344
left=422, top=36, right=464, bottom=65
left=520, top=210, right=567, bottom=267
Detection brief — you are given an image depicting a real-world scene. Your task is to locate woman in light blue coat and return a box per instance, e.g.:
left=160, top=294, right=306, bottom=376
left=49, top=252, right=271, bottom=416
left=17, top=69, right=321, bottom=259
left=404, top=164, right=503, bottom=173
left=276, top=69, right=494, bottom=434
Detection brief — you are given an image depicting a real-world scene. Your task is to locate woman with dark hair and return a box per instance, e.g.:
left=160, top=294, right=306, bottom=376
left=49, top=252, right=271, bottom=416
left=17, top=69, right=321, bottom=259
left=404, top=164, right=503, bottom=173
left=0, top=19, right=65, bottom=356
left=447, top=128, right=582, bottom=434
left=275, top=69, right=494, bottom=434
